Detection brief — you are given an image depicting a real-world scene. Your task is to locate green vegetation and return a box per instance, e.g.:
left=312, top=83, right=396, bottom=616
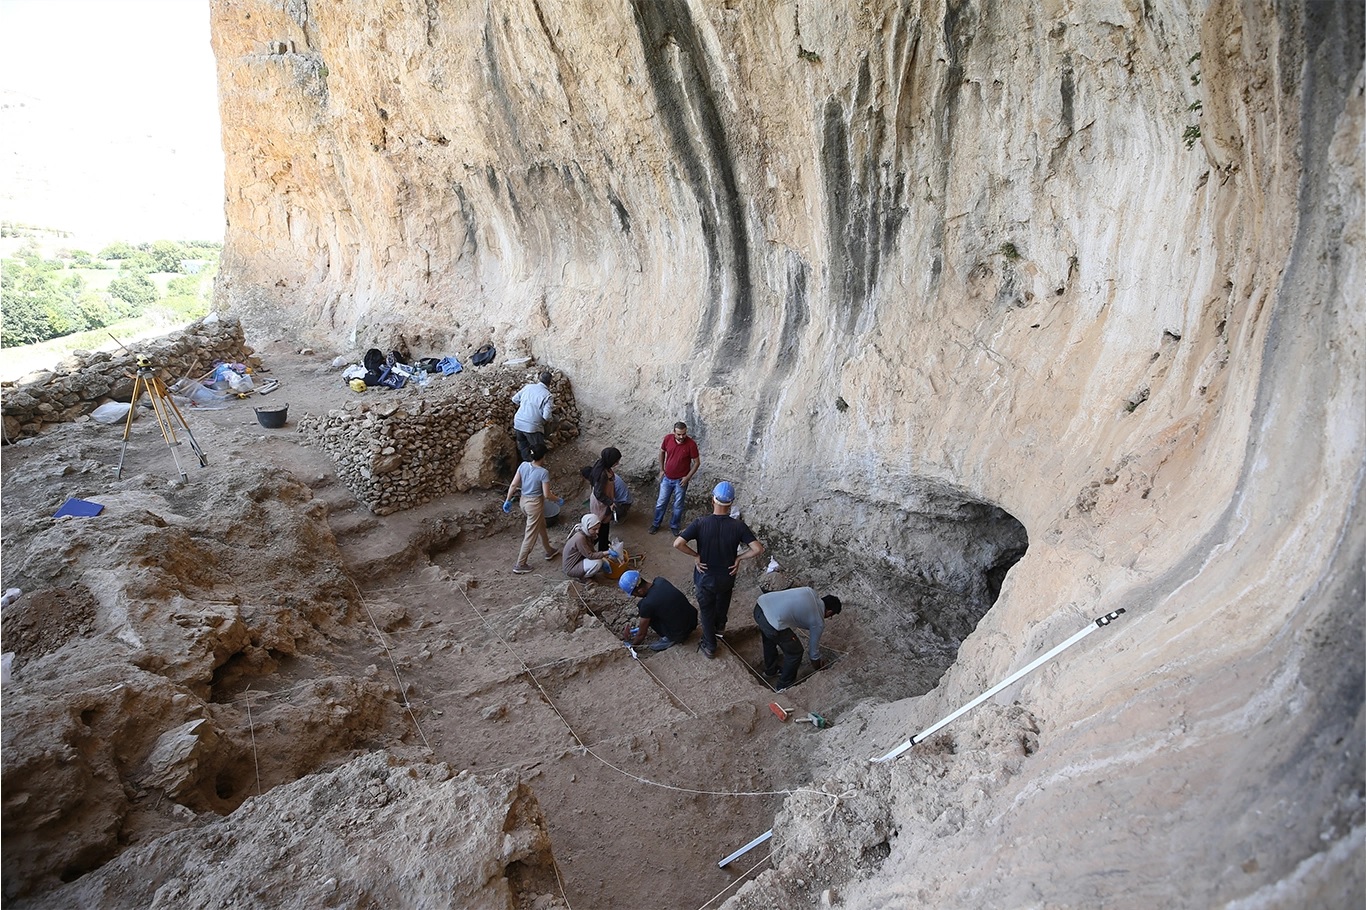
left=1, top=236, right=220, bottom=348
left=1184, top=52, right=1203, bottom=149
left=1000, top=242, right=1022, bottom=261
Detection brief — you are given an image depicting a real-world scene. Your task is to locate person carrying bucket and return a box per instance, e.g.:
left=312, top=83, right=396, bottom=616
left=504, top=443, right=563, bottom=574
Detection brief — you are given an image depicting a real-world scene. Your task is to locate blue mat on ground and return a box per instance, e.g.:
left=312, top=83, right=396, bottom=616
left=54, top=498, right=104, bottom=518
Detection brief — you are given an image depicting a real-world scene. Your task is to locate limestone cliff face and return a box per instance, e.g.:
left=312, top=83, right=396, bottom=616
left=211, top=1, right=1363, bottom=905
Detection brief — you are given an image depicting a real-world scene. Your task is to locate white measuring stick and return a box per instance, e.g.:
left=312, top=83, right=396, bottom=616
left=870, top=609, right=1125, bottom=763
left=717, top=829, right=773, bottom=868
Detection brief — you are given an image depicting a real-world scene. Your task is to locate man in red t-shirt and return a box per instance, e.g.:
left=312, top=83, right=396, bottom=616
left=650, top=422, right=700, bottom=535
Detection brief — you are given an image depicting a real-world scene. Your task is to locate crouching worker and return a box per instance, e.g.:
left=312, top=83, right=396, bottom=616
left=753, top=587, right=842, bottom=690
left=562, top=514, right=614, bottom=580
left=619, top=570, right=698, bottom=652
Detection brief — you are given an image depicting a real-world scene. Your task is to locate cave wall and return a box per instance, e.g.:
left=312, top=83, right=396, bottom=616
left=209, top=0, right=1364, bottom=905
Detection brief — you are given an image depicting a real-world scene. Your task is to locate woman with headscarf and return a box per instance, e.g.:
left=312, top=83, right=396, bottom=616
left=561, top=513, right=613, bottom=579
left=580, top=446, right=621, bottom=550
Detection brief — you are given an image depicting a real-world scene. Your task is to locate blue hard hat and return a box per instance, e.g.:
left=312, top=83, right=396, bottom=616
left=619, top=570, right=642, bottom=595
left=712, top=481, right=735, bottom=503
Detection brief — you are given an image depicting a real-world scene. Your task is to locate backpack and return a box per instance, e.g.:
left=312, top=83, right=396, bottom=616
left=470, top=343, right=496, bottom=367
left=363, top=348, right=385, bottom=372
left=375, top=366, right=407, bottom=389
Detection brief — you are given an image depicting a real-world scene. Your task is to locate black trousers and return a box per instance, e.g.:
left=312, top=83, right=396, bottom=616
left=514, top=429, right=545, bottom=464
left=753, top=602, right=803, bottom=688
left=694, top=570, right=736, bottom=651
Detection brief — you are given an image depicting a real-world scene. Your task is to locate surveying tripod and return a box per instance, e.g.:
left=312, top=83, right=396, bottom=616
left=116, top=357, right=209, bottom=480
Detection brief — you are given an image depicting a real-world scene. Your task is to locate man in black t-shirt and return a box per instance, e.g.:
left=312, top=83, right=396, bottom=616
left=672, top=481, right=765, bottom=658
left=619, top=571, right=698, bottom=651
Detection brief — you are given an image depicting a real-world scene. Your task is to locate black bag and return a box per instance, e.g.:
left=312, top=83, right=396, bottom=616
left=415, top=357, right=442, bottom=374
left=470, top=343, right=496, bottom=367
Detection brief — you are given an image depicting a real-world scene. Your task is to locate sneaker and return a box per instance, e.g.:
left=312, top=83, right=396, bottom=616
left=699, top=643, right=716, bottom=659
left=763, top=666, right=779, bottom=677
left=649, top=638, right=674, bottom=652
left=648, top=525, right=659, bottom=535
left=669, top=527, right=680, bottom=536
left=544, top=552, right=557, bottom=561
left=512, top=565, right=533, bottom=574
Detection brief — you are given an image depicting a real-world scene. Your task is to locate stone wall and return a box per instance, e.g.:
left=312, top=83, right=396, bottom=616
left=296, top=367, right=579, bottom=514
left=0, top=315, right=261, bottom=443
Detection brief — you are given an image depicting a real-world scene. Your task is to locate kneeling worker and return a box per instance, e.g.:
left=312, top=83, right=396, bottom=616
left=619, top=570, right=698, bottom=652
left=563, top=514, right=614, bottom=580
left=754, top=587, right=842, bottom=690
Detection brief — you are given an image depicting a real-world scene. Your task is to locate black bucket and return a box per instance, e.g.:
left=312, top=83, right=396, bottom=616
left=255, top=404, right=288, bottom=429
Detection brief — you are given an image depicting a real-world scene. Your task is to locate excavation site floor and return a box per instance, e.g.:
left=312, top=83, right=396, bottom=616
left=1, top=341, right=966, bottom=909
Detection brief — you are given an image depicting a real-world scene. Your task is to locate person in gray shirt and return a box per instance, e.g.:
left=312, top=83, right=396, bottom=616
left=511, top=370, right=554, bottom=463
left=753, top=587, right=842, bottom=690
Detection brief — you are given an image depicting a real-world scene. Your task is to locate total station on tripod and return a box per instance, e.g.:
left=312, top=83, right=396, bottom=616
left=116, top=354, right=209, bottom=481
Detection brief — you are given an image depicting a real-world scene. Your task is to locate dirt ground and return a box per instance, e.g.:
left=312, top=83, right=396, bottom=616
left=1, top=341, right=966, bottom=908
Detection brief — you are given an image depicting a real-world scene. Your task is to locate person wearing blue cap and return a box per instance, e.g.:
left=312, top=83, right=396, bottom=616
left=619, top=570, right=698, bottom=652
left=672, top=480, right=764, bottom=658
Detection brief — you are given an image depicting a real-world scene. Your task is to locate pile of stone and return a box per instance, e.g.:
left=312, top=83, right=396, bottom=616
left=0, top=315, right=262, bottom=443
left=297, top=367, right=579, bottom=514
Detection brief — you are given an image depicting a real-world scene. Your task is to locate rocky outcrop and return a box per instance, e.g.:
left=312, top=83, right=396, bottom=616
left=199, top=0, right=1364, bottom=906
left=0, top=464, right=394, bottom=897
left=15, top=752, right=568, bottom=910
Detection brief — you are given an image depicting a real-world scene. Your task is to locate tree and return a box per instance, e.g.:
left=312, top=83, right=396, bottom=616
left=1, top=263, right=62, bottom=345
left=98, top=240, right=137, bottom=259
left=165, top=273, right=203, bottom=297
left=107, top=272, right=158, bottom=308
left=148, top=240, right=187, bottom=273
left=124, top=252, right=157, bottom=274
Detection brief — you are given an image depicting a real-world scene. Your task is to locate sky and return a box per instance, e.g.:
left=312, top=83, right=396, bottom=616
left=0, top=0, right=225, bottom=247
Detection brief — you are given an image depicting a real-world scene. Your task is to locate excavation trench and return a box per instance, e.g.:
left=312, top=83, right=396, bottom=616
left=0, top=348, right=1027, bottom=909
left=347, top=455, right=1028, bottom=910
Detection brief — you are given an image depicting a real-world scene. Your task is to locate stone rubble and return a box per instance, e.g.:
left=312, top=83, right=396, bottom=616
left=0, top=315, right=261, bottom=443
left=296, top=366, right=580, bottom=514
